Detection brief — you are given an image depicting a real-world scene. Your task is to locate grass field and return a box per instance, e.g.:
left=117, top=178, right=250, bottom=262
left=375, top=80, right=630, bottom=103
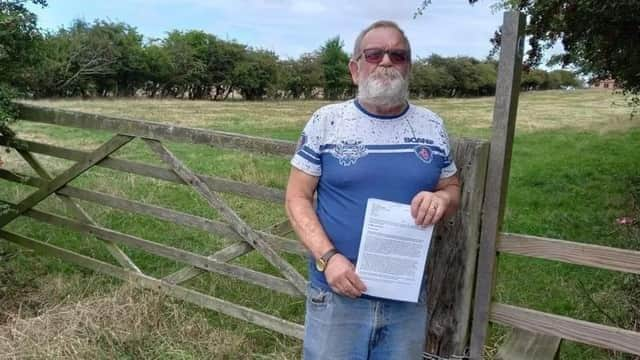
left=1, top=89, right=639, bottom=359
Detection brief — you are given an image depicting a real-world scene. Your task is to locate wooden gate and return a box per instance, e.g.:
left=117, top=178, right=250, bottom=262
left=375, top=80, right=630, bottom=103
left=0, top=103, right=489, bottom=357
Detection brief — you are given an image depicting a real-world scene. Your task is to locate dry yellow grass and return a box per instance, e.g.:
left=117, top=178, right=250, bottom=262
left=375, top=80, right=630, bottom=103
left=0, top=275, right=294, bottom=359
left=417, top=89, right=638, bottom=135
left=20, top=89, right=639, bottom=140
left=22, top=98, right=329, bottom=131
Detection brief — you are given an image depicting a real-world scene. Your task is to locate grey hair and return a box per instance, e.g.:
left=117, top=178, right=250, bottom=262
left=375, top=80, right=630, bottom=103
left=352, top=20, right=411, bottom=62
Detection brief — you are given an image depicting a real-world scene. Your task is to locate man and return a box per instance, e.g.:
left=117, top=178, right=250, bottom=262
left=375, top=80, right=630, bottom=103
left=285, top=20, right=461, bottom=359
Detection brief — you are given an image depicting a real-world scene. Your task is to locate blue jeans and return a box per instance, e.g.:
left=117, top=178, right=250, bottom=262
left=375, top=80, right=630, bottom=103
left=303, top=283, right=428, bottom=360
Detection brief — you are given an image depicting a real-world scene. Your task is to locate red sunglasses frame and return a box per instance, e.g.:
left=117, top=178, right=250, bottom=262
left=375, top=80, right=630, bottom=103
left=356, top=48, right=410, bottom=64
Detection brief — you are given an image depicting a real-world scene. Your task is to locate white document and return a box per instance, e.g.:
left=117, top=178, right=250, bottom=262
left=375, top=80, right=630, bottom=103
left=355, top=198, right=434, bottom=302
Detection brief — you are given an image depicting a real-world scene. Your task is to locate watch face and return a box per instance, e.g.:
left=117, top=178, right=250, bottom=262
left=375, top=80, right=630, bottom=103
left=315, top=258, right=325, bottom=272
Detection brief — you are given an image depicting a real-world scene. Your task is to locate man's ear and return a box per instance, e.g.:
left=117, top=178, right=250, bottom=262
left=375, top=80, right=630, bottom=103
left=348, top=60, right=359, bottom=85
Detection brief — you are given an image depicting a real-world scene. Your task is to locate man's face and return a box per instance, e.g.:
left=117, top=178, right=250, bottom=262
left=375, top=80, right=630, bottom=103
left=349, top=27, right=411, bottom=106
left=350, top=27, right=410, bottom=85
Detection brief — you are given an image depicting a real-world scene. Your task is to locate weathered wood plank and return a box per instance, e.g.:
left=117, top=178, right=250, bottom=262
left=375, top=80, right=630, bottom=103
left=15, top=102, right=297, bottom=156
left=17, top=150, right=141, bottom=273
left=12, top=205, right=303, bottom=297
left=0, top=230, right=304, bottom=339
left=59, top=184, right=242, bottom=239
left=469, top=11, right=526, bottom=359
left=59, top=183, right=302, bottom=253
left=163, top=218, right=296, bottom=286
left=498, top=233, right=640, bottom=275
left=0, top=134, right=134, bottom=228
left=425, top=139, right=490, bottom=356
left=144, top=139, right=308, bottom=295
left=0, top=168, right=29, bottom=184
left=0, top=169, right=306, bottom=255
left=0, top=136, right=285, bottom=203
left=0, top=124, right=464, bottom=166
left=496, top=328, right=561, bottom=360
left=491, top=303, right=640, bottom=356
left=162, top=242, right=254, bottom=284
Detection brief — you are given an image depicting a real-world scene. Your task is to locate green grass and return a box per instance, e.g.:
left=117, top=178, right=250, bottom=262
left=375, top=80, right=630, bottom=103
left=1, top=89, right=639, bottom=359
left=497, top=129, right=640, bottom=359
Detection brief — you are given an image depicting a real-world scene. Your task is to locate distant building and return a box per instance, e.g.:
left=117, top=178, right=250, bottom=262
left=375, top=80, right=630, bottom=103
left=592, top=78, right=617, bottom=89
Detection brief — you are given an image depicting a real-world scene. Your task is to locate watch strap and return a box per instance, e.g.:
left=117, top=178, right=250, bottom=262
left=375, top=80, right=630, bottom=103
left=317, top=248, right=339, bottom=272
left=321, top=248, right=339, bottom=264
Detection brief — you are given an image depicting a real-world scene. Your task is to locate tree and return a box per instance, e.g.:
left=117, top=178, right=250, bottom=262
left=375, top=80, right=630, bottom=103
left=520, top=68, right=547, bottom=91
left=161, top=30, right=209, bottom=98
left=474, top=62, right=498, bottom=96
left=319, top=36, right=352, bottom=100
left=511, top=0, right=639, bottom=96
left=141, top=41, right=172, bottom=97
left=94, top=20, right=146, bottom=97
left=277, top=59, right=304, bottom=99
left=278, top=53, right=323, bottom=99
left=232, top=49, right=278, bottom=100
left=207, top=39, right=246, bottom=100
left=0, top=0, right=46, bottom=87
left=0, top=0, right=47, bottom=167
left=411, top=55, right=497, bottom=97
left=418, top=0, right=640, bottom=107
left=28, top=19, right=128, bottom=98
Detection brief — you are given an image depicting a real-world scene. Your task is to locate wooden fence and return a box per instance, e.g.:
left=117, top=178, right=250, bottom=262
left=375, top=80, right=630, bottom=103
left=0, top=101, right=489, bottom=358
left=467, top=11, right=640, bottom=360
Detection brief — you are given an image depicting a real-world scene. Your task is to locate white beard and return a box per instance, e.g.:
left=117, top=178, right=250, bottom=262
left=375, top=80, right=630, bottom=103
left=357, top=67, right=409, bottom=108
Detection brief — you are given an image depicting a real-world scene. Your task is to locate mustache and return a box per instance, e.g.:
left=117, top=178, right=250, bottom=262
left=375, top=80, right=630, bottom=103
left=370, top=67, right=403, bottom=80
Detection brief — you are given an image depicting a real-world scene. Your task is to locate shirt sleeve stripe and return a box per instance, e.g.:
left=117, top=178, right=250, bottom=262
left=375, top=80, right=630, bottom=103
left=302, top=145, right=321, bottom=158
left=296, top=151, right=322, bottom=165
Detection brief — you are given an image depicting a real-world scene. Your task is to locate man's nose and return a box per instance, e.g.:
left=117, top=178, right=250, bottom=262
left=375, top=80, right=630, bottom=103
left=379, top=52, right=393, bottom=66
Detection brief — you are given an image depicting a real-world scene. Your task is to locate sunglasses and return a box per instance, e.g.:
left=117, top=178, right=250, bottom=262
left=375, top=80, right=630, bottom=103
left=356, top=48, right=410, bottom=64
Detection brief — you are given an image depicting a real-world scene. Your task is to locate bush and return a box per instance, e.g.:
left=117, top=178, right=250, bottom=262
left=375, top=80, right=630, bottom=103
left=0, top=84, right=18, bottom=168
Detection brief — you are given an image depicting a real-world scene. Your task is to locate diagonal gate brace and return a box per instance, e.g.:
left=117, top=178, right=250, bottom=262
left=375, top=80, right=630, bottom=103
left=143, top=138, right=307, bottom=295
left=0, top=134, right=134, bottom=228
left=163, top=219, right=293, bottom=285
left=16, top=149, right=141, bottom=272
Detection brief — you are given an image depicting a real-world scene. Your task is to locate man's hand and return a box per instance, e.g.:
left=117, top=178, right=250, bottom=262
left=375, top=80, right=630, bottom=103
left=410, top=190, right=451, bottom=227
left=324, top=253, right=367, bottom=298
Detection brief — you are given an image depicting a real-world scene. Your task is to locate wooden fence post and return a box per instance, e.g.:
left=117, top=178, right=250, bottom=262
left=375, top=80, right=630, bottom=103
left=469, top=11, right=525, bottom=359
left=425, top=139, right=489, bottom=357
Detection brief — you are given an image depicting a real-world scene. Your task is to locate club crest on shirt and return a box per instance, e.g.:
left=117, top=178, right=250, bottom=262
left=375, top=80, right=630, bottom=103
left=414, top=145, right=432, bottom=164
left=333, top=140, right=367, bottom=166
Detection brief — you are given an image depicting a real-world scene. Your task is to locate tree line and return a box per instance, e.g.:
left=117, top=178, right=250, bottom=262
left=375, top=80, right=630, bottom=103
left=8, top=19, right=581, bottom=101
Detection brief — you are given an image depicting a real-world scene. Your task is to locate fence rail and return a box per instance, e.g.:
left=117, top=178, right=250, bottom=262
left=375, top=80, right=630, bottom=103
left=17, top=103, right=295, bottom=155
left=491, top=303, right=640, bottom=355
left=488, top=233, right=640, bottom=357
left=0, top=136, right=285, bottom=202
left=498, top=233, right=640, bottom=275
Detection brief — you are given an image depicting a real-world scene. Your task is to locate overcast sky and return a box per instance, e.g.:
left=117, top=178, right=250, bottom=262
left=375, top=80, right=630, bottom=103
left=31, top=0, right=509, bottom=60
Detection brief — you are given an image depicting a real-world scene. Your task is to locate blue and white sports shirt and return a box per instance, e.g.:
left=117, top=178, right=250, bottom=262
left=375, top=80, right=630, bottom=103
left=291, top=99, right=457, bottom=291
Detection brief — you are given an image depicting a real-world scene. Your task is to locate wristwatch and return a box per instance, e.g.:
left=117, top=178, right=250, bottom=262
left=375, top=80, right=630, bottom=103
left=315, top=248, right=339, bottom=272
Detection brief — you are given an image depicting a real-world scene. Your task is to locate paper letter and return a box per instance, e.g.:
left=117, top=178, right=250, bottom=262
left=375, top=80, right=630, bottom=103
left=355, top=198, right=434, bottom=302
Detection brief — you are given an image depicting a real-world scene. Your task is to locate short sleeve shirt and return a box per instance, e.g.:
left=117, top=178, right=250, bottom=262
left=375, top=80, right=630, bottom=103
left=291, top=99, right=457, bottom=291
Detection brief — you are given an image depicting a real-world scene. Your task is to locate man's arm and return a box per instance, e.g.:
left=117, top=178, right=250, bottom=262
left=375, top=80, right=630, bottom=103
left=410, top=174, right=461, bottom=226
left=285, top=167, right=366, bottom=298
